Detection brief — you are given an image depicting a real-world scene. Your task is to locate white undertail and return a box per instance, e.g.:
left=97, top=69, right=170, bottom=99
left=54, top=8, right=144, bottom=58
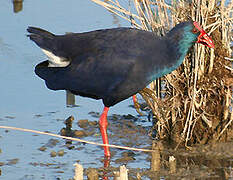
left=42, top=49, right=70, bottom=67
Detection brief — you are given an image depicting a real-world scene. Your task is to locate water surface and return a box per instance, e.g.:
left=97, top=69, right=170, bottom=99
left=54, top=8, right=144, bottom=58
left=0, top=1, right=149, bottom=179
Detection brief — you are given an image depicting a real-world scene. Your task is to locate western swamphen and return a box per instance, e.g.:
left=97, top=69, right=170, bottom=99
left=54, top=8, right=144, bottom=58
left=27, top=21, right=214, bottom=157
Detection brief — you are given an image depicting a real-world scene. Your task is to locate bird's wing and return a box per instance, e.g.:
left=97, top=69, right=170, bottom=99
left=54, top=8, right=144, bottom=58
left=64, top=51, right=136, bottom=100
left=54, top=28, right=157, bottom=60
left=62, top=28, right=162, bottom=98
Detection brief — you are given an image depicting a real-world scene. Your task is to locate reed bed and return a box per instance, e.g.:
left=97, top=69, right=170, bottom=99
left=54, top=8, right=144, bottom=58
left=92, top=0, right=233, bottom=147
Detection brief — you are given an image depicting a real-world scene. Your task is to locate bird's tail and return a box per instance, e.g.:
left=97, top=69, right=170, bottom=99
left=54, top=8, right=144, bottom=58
left=27, top=26, right=55, bottom=51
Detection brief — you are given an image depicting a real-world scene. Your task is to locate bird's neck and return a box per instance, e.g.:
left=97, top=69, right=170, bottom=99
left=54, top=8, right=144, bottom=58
left=171, top=32, right=196, bottom=70
left=149, top=27, right=197, bottom=82
left=177, top=29, right=198, bottom=61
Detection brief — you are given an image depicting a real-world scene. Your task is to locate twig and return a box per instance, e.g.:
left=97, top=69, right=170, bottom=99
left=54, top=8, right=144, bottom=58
left=217, top=112, right=233, bottom=139
left=224, top=57, right=233, bottom=61
left=91, top=0, right=143, bottom=28
left=0, top=125, right=154, bottom=153
left=224, top=65, right=233, bottom=71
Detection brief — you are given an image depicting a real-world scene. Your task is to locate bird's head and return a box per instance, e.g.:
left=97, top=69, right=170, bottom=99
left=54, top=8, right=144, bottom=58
left=167, top=21, right=215, bottom=50
left=192, top=21, right=215, bottom=48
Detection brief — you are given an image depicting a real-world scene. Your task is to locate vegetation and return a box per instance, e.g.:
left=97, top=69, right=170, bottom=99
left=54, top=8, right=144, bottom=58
left=92, top=0, right=233, bottom=147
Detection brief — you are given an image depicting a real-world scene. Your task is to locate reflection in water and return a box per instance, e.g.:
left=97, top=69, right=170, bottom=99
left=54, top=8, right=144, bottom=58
left=150, top=141, right=162, bottom=171
left=70, top=140, right=233, bottom=179
left=0, top=38, right=14, bottom=58
left=112, top=14, right=121, bottom=27
left=146, top=141, right=233, bottom=179
left=104, top=0, right=122, bottom=27
left=13, top=0, right=23, bottom=13
left=66, top=90, right=76, bottom=107
left=103, top=156, right=110, bottom=180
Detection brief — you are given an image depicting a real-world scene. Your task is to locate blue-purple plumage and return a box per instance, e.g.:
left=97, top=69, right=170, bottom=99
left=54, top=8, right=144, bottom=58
left=28, top=21, right=198, bottom=107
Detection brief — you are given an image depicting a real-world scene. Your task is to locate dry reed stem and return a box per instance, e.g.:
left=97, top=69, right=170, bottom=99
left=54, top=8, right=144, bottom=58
left=119, top=165, right=128, bottom=180
left=169, top=156, right=176, bottom=174
left=73, top=163, right=84, bottom=180
left=91, top=0, right=142, bottom=28
left=113, top=165, right=129, bottom=180
left=217, top=109, right=233, bottom=139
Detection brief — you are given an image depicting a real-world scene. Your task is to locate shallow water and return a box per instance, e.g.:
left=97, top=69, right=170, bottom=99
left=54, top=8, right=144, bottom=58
left=0, top=1, right=232, bottom=180
left=0, top=1, right=150, bottom=179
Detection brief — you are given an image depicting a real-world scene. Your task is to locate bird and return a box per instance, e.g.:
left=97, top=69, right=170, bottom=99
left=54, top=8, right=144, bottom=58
left=27, top=21, right=214, bottom=158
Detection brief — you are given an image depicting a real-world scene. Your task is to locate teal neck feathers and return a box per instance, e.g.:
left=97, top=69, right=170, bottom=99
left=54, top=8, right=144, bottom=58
left=177, top=25, right=198, bottom=63
left=149, top=24, right=198, bottom=82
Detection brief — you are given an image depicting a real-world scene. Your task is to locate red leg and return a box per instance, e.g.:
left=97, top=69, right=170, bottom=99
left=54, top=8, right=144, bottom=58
left=132, top=95, right=137, bottom=104
left=133, top=95, right=143, bottom=115
left=99, top=106, right=110, bottom=157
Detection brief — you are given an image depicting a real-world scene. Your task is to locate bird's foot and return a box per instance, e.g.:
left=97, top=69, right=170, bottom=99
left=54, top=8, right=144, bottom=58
left=133, top=95, right=143, bottom=115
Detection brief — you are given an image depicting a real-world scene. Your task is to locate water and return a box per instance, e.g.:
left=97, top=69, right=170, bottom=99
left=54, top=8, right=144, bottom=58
left=0, top=1, right=151, bottom=179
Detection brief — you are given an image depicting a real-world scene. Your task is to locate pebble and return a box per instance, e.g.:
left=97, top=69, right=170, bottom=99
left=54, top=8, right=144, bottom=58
left=57, top=150, right=65, bottom=157
left=88, top=121, right=98, bottom=126
left=38, top=146, right=47, bottom=151
left=50, top=151, right=57, bottom=157
left=78, top=119, right=89, bottom=128
left=74, top=130, right=87, bottom=137
left=6, top=158, right=19, bottom=165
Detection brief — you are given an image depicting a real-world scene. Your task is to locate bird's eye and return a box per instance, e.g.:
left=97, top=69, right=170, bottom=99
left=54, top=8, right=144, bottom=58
left=192, top=27, right=199, bottom=34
